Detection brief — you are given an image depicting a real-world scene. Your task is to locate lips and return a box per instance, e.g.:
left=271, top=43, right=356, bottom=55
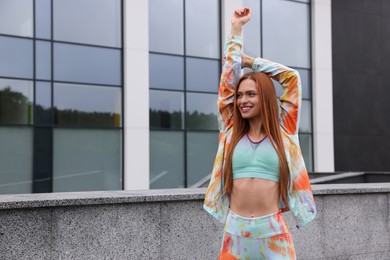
left=240, top=106, right=252, bottom=113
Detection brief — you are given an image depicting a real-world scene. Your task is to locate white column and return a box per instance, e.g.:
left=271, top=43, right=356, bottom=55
left=123, top=0, right=150, bottom=190
left=311, top=0, right=335, bottom=172
left=222, top=0, right=243, bottom=40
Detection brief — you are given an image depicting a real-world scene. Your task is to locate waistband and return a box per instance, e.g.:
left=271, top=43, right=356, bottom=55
left=224, top=210, right=290, bottom=239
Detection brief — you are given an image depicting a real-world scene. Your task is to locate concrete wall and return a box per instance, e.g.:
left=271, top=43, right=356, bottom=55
left=0, top=184, right=389, bottom=259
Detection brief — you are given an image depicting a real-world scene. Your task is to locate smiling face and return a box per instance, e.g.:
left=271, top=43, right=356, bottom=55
left=236, top=78, right=261, bottom=119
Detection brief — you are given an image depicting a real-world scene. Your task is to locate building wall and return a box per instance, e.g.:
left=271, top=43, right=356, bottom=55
left=332, top=0, right=390, bottom=171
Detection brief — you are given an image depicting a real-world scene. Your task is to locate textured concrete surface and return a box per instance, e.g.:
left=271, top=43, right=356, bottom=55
left=0, top=184, right=389, bottom=259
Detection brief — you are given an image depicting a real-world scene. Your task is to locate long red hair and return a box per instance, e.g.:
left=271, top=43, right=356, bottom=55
left=223, top=71, right=290, bottom=208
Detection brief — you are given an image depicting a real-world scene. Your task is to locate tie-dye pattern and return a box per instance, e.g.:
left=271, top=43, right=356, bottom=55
left=219, top=210, right=296, bottom=260
left=203, top=35, right=316, bottom=228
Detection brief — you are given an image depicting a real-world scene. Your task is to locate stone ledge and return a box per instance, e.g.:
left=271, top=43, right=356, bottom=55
left=0, top=183, right=389, bottom=210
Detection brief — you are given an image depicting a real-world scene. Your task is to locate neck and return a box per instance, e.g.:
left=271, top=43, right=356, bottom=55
left=247, top=117, right=263, bottom=138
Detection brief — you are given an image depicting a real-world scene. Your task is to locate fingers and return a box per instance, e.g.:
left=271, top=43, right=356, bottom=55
left=234, top=7, right=251, bottom=17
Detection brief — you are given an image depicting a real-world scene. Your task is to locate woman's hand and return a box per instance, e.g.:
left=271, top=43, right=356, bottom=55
left=231, top=8, right=251, bottom=36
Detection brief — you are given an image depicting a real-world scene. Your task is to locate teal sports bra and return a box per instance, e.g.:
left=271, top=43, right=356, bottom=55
left=232, top=134, right=280, bottom=183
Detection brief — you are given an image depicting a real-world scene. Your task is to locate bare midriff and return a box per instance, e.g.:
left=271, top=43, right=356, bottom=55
left=229, top=178, right=280, bottom=218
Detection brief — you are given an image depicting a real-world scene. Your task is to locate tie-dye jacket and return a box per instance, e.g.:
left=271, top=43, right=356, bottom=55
left=203, top=35, right=316, bottom=228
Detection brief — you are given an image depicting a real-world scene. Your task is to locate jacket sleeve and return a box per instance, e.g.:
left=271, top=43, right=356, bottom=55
left=217, top=35, right=243, bottom=133
left=251, top=58, right=302, bottom=135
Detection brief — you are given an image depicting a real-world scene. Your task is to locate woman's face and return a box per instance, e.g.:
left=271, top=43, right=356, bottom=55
left=236, top=79, right=260, bottom=119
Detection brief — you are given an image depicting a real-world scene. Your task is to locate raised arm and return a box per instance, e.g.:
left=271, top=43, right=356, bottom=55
left=242, top=54, right=302, bottom=135
left=217, top=8, right=251, bottom=133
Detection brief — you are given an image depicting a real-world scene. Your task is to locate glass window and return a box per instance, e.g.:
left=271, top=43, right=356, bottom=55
left=54, top=43, right=121, bottom=85
left=186, top=58, right=219, bottom=92
left=36, top=41, right=51, bottom=80
left=53, top=83, right=122, bottom=127
left=185, top=0, right=219, bottom=58
left=150, top=131, right=184, bottom=189
left=35, top=81, right=52, bottom=125
left=150, top=90, right=184, bottom=129
left=53, top=0, right=121, bottom=47
left=186, top=93, right=218, bottom=130
left=263, top=0, right=310, bottom=68
left=0, top=127, right=33, bottom=194
left=53, top=129, right=122, bottom=192
left=0, top=0, right=33, bottom=37
left=187, top=131, right=218, bottom=187
left=35, top=0, right=51, bottom=39
left=33, top=127, right=52, bottom=192
left=0, top=36, right=33, bottom=79
left=0, top=78, right=33, bottom=124
left=243, top=0, right=261, bottom=57
left=296, top=68, right=311, bottom=99
left=299, top=134, right=313, bottom=172
left=300, top=100, right=312, bottom=133
left=149, top=54, right=184, bottom=90
left=149, top=0, right=184, bottom=55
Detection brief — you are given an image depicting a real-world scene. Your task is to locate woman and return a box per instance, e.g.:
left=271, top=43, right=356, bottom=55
left=204, top=8, right=316, bottom=259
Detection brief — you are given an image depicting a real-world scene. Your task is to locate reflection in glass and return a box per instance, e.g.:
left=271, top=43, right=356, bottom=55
left=53, top=0, right=121, bottom=47
left=54, top=83, right=122, bottom=127
left=0, top=36, right=33, bottom=79
left=54, top=43, right=121, bottom=85
left=150, top=90, right=184, bottom=129
left=299, top=134, right=313, bottom=172
left=263, top=0, right=310, bottom=68
left=186, top=58, right=219, bottom=92
left=296, top=68, right=311, bottom=99
left=243, top=0, right=261, bottom=57
left=53, top=128, right=122, bottom=192
left=0, top=127, right=33, bottom=194
left=149, top=54, right=184, bottom=90
left=35, top=81, right=52, bottom=125
left=149, top=0, right=184, bottom=55
left=186, top=93, right=218, bottom=130
left=187, top=131, right=218, bottom=187
left=0, top=0, right=33, bottom=37
left=36, top=41, right=51, bottom=80
left=0, top=78, right=33, bottom=124
left=150, top=131, right=184, bottom=189
left=36, top=0, right=51, bottom=39
left=300, top=100, right=312, bottom=133
left=34, top=127, right=52, bottom=192
left=185, top=0, right=219, bottom=58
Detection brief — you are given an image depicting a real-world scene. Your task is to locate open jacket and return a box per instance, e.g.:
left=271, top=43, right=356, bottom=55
left=203, top=35, right=316, bottom=228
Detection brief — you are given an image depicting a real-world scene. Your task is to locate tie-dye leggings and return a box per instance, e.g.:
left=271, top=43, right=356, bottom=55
left=218, top=210, right=296, bottom=260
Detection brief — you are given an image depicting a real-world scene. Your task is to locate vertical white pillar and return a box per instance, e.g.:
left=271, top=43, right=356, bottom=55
left=123, top=0, right=150, bottom=190
left=311, top=0, right=335, bottom=172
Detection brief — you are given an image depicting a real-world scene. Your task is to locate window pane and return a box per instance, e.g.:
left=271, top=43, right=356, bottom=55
left=150, top=131, right=184, bottom=189
left=296, top=68, right=311, bottom=99
left=185, top=0, right=219, bottom=58
left=263, top=0, right=310, bottom=68
left=53, top=129, right=122, bottom=192
left=187, top=131, right=218, bottom=187
left=36, top=41, right=51, bottom=80
left=299, top=134, right=313, bottom=172
left=149, top=0, right=184, bottom=55
left=33, top=127, right=52, bottom=193
left=149, top=54, right=184, bottom=90
left=0, top=0, right=33, bottom=37
left=300, top=100, right=312, bottom=133
left=54, top=83, right=121, bottom=127
left=0, top=36, right=33, bottom=79
left=36, top=0, right=51, bottom=39
left=186, top=93, right=218, bottom=130
left=54, top=43, right=121, bottom=85
left=186, top=58, right=219, bottom=92
left=0, top=78, right=33, bottom=124
left=35, top=81, right=52, bottom=125
left=243, top=0, right=261, bottom=57
left=0, top=127, right=33, bottom=194
left=150, top=90, right=184, bottom=129
left=53, top=0, right=121, bottom=47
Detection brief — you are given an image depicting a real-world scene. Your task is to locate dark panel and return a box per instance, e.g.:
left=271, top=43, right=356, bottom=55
left=33, top=127, right=52, bottom=193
